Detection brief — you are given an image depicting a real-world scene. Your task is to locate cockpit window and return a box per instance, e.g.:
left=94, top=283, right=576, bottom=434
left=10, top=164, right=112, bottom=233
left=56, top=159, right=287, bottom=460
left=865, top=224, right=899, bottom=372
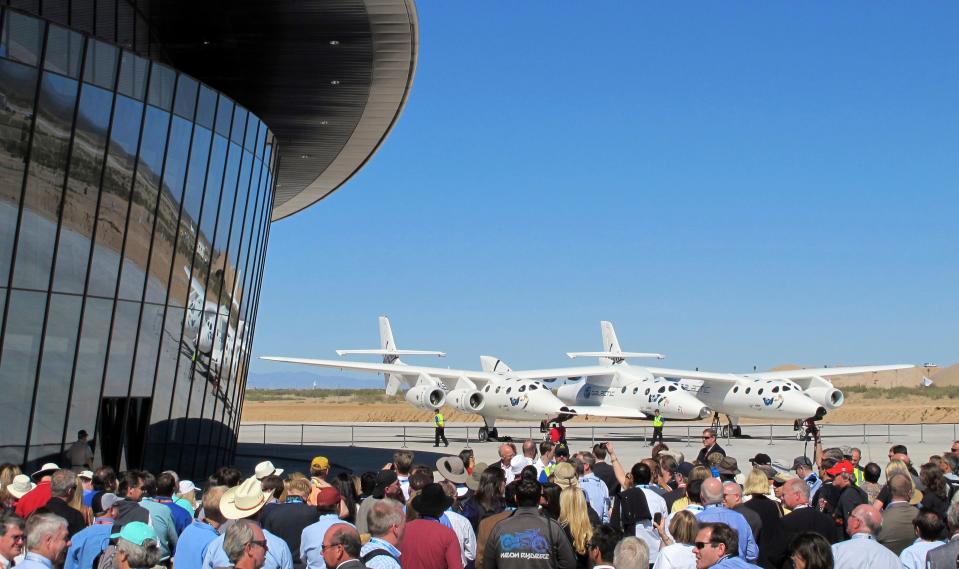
left=745, top=388, right=751, bottom=394
left=621, top=387, right=627, bottom=394
left=645, top=388, right=650, bottom=395
left=733, top=386, right=739, bottom=393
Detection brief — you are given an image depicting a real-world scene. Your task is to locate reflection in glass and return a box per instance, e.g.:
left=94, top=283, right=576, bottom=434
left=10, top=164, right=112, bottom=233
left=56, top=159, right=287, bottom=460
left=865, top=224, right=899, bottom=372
left=65, top=297, right=113, bottom=448
left=118, top=105, right=168, bottom=301
left=147, top=63, right=175, bottom=111
left=1, top=10, right=43, bottom=67
left=173, top=75, right=197, bottom=121
left=0, top=289, right=45, bottom=462
left=102, top=300, right=140, bottom=397
left=214, top=96, right=233, bottom=138
left=88, top=95, right=143, bottom=298
left=83, top=39, right=119, bottom=90
left=30, top=293, right=82, bottom=455
left=117, top=51, right=148, bottom=101
left=130, top=303, right=163, bottom=397
left=52, top=83, right=113, bottom=294
left=196, top=86, right=216, bottom=130
left=0, top=59, right=39, bottom=286
left=145, top=116, right=191, bottom=305
left=44, top=25, right=84, bottom=78
left=13, top=72, right=79, bottom=291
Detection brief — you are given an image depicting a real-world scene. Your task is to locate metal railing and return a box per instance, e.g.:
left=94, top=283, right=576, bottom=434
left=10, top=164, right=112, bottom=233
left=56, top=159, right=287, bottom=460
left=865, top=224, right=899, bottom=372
left=237, top=421, right=959, bottom=449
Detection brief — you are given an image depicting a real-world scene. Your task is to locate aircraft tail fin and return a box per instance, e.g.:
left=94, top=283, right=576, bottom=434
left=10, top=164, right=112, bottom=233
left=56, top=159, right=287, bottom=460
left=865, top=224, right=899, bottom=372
left=601, top=321, right=622, bottom=353
left=336, top=316, right=444, bottom=366
left=380, top=316, right=396, bottom=351
left=575, top=321, right=664, bottom=366
left=480, top=355, right=513, bottom=374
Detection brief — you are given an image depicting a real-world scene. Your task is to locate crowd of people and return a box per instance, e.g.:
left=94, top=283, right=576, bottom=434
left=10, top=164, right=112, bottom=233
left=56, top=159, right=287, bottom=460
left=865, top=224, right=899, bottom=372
left=1, top=428, right=958, bottom=569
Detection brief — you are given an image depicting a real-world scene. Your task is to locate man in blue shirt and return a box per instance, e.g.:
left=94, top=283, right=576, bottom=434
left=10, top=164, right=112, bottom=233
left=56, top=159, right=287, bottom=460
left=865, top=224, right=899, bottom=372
left=358, top=499, right=404, bottom=569
left=300, top=488, right=355, bottom=569
left=65, top=493, right=118, bottom=569
left=201, top=477, right=292, bottom=569
left=792, top=456, right=822, bottom=497
left=139, top=472, right=179, bottom=559
left=155, top=472, right=193, bottom=535
left=695, top=478, right=758, bottom=563
left=19, top=512, right=72, bottom=569
left=174, top=486, right=227, bottom=569
left=576, top=452, right=611, bottom=523
left=694, top=522, right=761, bottom=568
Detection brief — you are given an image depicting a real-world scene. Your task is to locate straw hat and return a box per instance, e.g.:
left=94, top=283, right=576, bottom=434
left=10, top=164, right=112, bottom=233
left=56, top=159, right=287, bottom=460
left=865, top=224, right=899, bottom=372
left=7, top=474, right=35, bottom=498
left=219, top=476, right=273, bottom=519
left=31, top=463, right=60, bottom=481
left=465, top=462, right=489, bottom=492
left=436, top=457, right=468, bottom=485
left=254, top=461, right=284, bottom=480
left=553, top=462, right=578, bottom=489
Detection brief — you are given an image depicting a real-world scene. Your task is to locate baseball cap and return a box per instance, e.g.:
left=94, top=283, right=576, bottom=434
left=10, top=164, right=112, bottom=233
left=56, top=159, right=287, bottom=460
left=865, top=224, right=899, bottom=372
left=748, top=453, right=772, bottom=466
left=111, top=521, right=158, bottom=545
left=92, top=492, right=120, bottom=514
left=372, top=470, right=398, bottom=499
left=677, top=463, right=694, bottom=478
left=311, top=456, right=329, bottom=470
left=826, top=460, right=855, bottom=476
left=314, top=486, right=342, bottom=507
left=791, top=456, right=813, bottom=471
left=78, top=470, right=94, bottom=480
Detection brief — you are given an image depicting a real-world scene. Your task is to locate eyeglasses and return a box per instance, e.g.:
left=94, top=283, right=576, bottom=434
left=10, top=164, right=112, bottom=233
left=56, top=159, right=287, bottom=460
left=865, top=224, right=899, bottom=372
left=249, top=540, right=268, bottom=551
left=694, top=541, right=720, bottom=550
left=320, top=543, right=342, bottom=552
left=8, top=535, right=25, bottom=542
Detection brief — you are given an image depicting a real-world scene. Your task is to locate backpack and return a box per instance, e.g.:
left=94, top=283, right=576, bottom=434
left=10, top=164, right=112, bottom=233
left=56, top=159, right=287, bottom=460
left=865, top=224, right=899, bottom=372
left=361, top=548, right=399, bottom=565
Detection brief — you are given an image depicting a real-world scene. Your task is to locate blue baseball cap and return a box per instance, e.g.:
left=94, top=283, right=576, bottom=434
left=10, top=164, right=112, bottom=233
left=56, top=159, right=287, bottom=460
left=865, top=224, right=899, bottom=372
left=111, top=522, right=158, bottom=545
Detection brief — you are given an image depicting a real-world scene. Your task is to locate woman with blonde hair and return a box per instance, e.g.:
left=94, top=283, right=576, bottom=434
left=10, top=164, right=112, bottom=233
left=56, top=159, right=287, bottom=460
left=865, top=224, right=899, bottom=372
left=559, top=486, right=594, bottom=569
left=741, top=468, right=787, bottom=568
left=874, top=459, right=922, bottom=509
left=653, top=509, right=697, bottom=569
left=0, top=464, right=22, bottom=509
left=69, top=474, right=94, bottom=525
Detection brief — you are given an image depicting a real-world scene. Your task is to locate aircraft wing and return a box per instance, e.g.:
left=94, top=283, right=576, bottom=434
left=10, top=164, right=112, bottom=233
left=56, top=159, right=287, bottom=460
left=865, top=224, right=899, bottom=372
left=742, top=364, right=914, bottom=380
left=259, top=356, right=499, bottom=387
left=645, top=367, right=743, bottom=383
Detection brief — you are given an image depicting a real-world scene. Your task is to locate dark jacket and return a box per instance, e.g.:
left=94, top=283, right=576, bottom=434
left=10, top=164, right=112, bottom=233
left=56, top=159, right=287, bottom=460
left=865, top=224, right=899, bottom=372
left=484, top=507, right=576, bottom=569
left=741, top=495, right=786, bottom=569
left=733, top=504, right=763, bottom=544
left=44, top=497, right=88, bottom=538
left=113, top=499, right=150, bottom=533
left=782, top=505, right=840, bottom=544
left=695, top=444, right=726, bottom=465
left=608, top=487, right=652, bottom=536
left=926, top=535, right=959, bottom=569
left=261, top=502, right=322, bottom=569
left=590, top=462, right=619, bottom=496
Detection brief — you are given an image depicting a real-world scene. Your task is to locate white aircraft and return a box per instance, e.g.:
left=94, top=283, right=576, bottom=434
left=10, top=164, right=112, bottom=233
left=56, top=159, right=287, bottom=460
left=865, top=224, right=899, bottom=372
left=538, top=321, right=913, bottom=437
left=262, top=317, right=608, bottom=441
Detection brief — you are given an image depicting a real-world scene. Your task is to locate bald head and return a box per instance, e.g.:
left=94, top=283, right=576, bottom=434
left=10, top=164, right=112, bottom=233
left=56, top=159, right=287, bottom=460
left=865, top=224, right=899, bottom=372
left=701, top=477, right=723, bottom=505
left=722, top=482, right=742, bottom=508
left=850, top=504, right=883, bottom=535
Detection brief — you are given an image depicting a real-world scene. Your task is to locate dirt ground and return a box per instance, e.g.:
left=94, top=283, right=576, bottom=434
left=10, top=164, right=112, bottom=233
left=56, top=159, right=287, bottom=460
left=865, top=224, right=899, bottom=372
left=240, top=391, right=959, bottom=425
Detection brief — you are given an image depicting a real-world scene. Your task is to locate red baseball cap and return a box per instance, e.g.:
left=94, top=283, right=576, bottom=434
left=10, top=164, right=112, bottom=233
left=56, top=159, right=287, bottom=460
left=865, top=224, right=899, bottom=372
left=826, top=460, right=855, bottom=476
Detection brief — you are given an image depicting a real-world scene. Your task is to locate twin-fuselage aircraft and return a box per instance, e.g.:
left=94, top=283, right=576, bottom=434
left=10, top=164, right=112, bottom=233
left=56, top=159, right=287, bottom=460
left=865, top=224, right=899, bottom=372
left=261, top=317, right=912, bottom=441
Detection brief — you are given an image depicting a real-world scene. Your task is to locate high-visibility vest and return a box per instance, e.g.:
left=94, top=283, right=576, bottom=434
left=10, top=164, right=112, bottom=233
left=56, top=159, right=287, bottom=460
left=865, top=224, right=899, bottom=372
left=434, top=413, right=445, bottom=427
left=853, top=467, right=864, bottom=487
left=653, top=415, right=664, bottom=428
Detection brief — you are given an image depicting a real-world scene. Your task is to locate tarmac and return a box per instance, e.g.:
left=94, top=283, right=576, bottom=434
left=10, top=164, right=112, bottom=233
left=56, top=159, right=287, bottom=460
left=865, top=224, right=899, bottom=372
left=234, top=421, right=959, bottom=477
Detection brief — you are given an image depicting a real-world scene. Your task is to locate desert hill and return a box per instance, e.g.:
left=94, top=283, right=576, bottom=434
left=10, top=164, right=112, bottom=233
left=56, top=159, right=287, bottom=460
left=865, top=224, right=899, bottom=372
left=769, top=363, right=956, bottom=388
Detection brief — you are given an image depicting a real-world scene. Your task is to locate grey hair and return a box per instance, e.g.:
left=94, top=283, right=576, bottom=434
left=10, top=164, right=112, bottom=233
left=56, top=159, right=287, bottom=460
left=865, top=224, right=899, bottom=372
left=703, top=428, right=718, bottom=438
left=326, top=525, right=361, bottom=558
left=613, top=536, right=649, bottom=569
left=948, top=502, right=959, bottom=533
left=367, top=498, right=404, bottom=537
left=50, top=469, right=77, bottom=498
left=787, top=478, right=810, bottom=503
left=223, top=519, right=258, bottom=563
left=117, top=538, right=161, bottom=568
left=25, top=513, right=66, bottom=550
left=722, top=482, right=742, bottom=497
left=943, top=454, right=959, bottom=473
left=0, top=513, right=24, bottom=537
left=579, top=452, right=596, bottom=467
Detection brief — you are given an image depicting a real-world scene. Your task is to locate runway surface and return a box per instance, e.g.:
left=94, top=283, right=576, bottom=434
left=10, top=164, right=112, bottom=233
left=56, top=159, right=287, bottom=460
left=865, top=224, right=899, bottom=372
left=235, top=421, right=959, bottom=476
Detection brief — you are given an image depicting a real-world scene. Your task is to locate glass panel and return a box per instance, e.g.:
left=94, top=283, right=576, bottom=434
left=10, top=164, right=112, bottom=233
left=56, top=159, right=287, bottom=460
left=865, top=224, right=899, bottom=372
left=29, top=293, right=81, bottom=453
left=102, top=299, right=139, bottom=396
left=88, top=95, right=143, bottom=298
left=44, top=24, right=84, bottom=78
left=52, top=83, right=113, bottom=294
left=196, top=86, right=216, bottom=130
left=130, top=303, right=163, bottom=397
left=144, top=116, right=191, bottom=304
left=148, top=306, right=183, bottom=447
left=168, top=126, right=210, bottom=316
left=0, top=289, right=46, bottom=451
left=0, top=11, right=43, bottom=67
left=173, top=75, right=197, bottom=120
left=230, top=105, right=247, bottom=145
left=0, top=59, right=39, bottom=286
left=117, top=51, right=148, bottom=101
left=65, top=297, right=112, bottom=445
left=13, top=72, right=79, bottom=291
left=82, top=39, right=118, bottom=90
left=244, top=114, right=257, bottom=150
left=255, top=123, right=266, bottom=159
left=213, top=96, right=233, bottom=138
left=147, top=63, right=174, bottom=111
left=117, top=105, right=168, bottom=301
left=198, top=135, right=227, bottom=255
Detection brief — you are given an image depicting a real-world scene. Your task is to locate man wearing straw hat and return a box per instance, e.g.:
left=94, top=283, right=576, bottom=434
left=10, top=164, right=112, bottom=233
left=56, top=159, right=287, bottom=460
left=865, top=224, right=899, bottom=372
left=200, top=477, right=293, bottom=569
left=15, top=463, right=59, bottom=519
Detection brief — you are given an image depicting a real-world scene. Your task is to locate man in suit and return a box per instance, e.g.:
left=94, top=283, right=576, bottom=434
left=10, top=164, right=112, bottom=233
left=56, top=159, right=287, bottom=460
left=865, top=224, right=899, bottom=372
left=925, top=502, right=959, bottom=569
left=695, top=428, right=726, bottom=465
left=781, top=478, right=839, bottom=544
left=877, top=474, right=919, bottom=555
left=321, top=525, right=365, bottom=569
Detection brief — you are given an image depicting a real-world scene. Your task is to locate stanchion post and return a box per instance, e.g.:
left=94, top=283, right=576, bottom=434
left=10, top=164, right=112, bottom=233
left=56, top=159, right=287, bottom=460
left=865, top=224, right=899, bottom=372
left=768, top=424, right=773, bottom=446
left=300, top=424, right=304, bottom=445
left=465, top=427, right=471, bottom=449
left=919, top=422, right=924, bottom=443
left=263, top=424, right=267, bottom=444
left=350, top=426, right=355, bottom=447
left=402, top=426, right=408, bottom=448
left=529, top=426, right=533, bottom=440
left=886, top=423, right=891, bottom=443
left=591, top=426, right=595, bottom=447
left=862, top=423, right=866, bottom=444
left=686, top=426, right=690, bottom=447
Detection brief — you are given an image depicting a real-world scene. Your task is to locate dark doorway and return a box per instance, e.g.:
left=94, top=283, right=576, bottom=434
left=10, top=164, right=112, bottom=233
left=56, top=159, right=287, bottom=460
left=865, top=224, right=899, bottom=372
left=98, top=397, right=153, bottom=471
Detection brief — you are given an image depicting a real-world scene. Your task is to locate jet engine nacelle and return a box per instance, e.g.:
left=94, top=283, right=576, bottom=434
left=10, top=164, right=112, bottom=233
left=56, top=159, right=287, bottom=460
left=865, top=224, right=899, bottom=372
left=405, top=384, right=447, bottom=411
left=804, top=377, right=845, bottom=410
left=447, top=388, right=485, bottom=413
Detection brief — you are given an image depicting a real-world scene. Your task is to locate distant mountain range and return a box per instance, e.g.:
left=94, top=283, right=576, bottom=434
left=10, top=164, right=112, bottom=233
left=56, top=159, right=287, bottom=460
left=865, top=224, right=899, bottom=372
left=246, top=370, right=383, bottom=390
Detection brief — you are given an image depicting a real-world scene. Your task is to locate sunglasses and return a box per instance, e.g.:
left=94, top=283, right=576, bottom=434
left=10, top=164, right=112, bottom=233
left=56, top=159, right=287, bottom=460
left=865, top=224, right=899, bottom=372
left=694, top=541, right=719, bottom=550
left=249, top=540, right=268, bottom=551
left=320, top=543, right=342, bottom=552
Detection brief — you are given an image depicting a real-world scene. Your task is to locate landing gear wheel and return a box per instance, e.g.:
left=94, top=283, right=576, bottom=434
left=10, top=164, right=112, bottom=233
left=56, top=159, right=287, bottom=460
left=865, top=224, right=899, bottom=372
left=478, top=427, right=489, bottom=442
left=732, top=426, right=742, bottom=438
left=489, top=428, right=499, bottom=440
left=719, top=425, right=730, bottom=439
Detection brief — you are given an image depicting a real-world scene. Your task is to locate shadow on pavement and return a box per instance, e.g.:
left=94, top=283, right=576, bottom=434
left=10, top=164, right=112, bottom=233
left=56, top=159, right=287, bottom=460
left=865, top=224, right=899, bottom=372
left=234, top=443, right=460, bottom=477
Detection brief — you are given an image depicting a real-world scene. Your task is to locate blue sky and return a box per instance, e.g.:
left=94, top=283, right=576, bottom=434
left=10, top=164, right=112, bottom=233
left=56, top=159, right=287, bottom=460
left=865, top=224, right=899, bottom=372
left=251, top=2, right=959, bottom=378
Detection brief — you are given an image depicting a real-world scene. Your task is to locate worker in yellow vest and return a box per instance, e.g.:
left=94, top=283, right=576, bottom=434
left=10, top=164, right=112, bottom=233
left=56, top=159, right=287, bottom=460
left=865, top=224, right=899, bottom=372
left=652, top=408, right=664, bottom=445
left=433, top=409, right=449, bottom=447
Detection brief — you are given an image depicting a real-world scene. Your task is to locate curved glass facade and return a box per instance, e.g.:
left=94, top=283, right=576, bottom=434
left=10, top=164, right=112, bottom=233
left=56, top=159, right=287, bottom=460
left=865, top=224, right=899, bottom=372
left=0, top=7, right=276, bottom=477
